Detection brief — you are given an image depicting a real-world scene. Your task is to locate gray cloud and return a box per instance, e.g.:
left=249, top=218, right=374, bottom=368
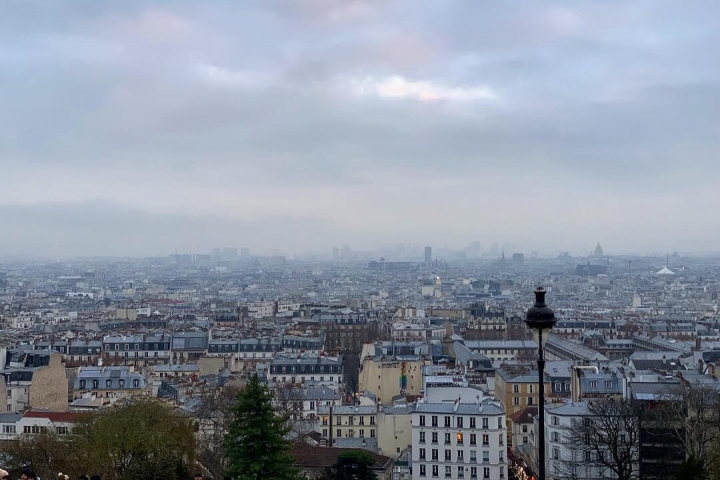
left=1, top=1, right=720, bottom=256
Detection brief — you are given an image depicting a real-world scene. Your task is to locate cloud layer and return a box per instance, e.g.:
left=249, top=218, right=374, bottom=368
left=1, top=1, right=719, bottom=256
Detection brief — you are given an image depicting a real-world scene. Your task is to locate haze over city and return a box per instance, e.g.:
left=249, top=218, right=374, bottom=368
left=2, top=1, right=720, bottom=257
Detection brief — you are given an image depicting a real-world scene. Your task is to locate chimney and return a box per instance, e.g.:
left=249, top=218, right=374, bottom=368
left=696, top=337, right=702, bottom=351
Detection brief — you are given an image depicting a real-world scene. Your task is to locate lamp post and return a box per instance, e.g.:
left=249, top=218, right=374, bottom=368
left=525, top=287, right=556, bottom=480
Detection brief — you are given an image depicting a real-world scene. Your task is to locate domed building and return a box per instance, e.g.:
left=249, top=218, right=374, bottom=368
left=594, top=242, right=604, bottom=257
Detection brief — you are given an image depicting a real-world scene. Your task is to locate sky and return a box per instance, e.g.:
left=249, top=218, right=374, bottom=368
left=1, top=0, right=720, bottom=258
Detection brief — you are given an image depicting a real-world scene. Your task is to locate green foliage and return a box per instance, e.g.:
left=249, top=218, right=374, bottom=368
left=224, top=374, right=299, bottom=480
left=3, top=399, right=197, bottom=480
left=320, top=450, right=376, bottom=480
left=672, top=456, right=708, bottom=480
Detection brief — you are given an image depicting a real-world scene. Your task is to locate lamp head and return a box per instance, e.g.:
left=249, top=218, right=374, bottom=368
left=525, top=287, right=556, bottom=346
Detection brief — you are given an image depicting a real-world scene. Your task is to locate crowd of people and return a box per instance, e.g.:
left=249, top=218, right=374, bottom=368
left=0, top=471, right=104, bottom=480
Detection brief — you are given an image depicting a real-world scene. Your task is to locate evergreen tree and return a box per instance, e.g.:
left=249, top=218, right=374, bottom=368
left=224, top=374, right=298, bottom=480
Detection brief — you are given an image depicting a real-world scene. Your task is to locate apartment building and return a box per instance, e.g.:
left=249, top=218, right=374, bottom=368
left=269, top=356, right=343, bottom=387
left=411, top=398, right=507, bottom=480
left=102, top=334, right=172, bottom=366
left=318, top=404, right=378, bottom=443
left=1, top=349, right=68, bottom=413
left=73, top=366, right=149, bottom=400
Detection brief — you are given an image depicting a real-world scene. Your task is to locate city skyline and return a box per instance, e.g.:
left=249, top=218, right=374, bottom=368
left=2, top=2, right=720, bottom=256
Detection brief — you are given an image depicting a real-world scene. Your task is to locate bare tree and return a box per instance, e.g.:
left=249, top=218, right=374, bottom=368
left=194, top=383, right=244, bottom=479
left=646, top=381, right=720, bottom=476
left=562, top=399, right=640, bottom=480
left=274, top=385, right=318, bottom=438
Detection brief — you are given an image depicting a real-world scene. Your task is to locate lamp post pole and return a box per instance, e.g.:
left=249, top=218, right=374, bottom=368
left=525, top=287, right=556, bottom=480
left=537, top=330, right=546, bottom=480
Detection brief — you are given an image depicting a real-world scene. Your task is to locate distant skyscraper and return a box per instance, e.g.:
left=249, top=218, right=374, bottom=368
left=512, top=253, right=524, bottom=267
left=240, top=247, right=250, bottom=258
left=424, top=246, right=432, bottom=264
left=341, top=245, right=352, bottom=260
left=332, top=246, right=340, bottom=260
left=595, top=243, right=604, bottom=257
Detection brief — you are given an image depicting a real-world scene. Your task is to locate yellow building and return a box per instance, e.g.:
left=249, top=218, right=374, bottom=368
left=358, top=352, right=426, bottom=405
left=494, top=366, right=551, bottom=445
left=377, top=403, right=413, bottom=457
left=318, top=405, right=377, bottom=443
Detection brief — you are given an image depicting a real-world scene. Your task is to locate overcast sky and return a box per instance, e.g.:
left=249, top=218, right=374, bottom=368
left=1, top=1, right=719, bottom=257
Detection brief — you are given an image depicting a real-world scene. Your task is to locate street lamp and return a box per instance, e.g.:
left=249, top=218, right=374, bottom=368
left=525, top=287, right=556, bottom=480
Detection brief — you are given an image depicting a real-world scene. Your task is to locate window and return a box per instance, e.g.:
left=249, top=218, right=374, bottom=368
left=457, top=417, right=464, bottom=428
left=590, top=381, right=598, bottom=389
left=337, top=429, right=341, bottom=438
left=513, top=385, right=520, bottom=393
left=80, top=380, right=86, bottom=389
left=370, top=429, right=375, bottom=438
left=432, top=449, right=438, bottom=460
left=119, top=379, right=125, bottom=388
left=482, top=451, right=489, bottom=463
left=527, top=397, right=534, bottom=406
left=420, top=465, right=426, bottom=477
left=432, top=432, right=438, bottom=444
left=555, top=381, right=561, bottom=391
left=513, top=397, right=520, bottom=405
left=482, top=434, right=489, bottom=446
left=483, top=467, right=490, bottom=479
left=92, top=380, right=99, bottom=389
left=432, top=465, right=439, bottom=478
left=322, top=429, right=328, bottom=438
left=470, top=433, right=477, bottom=445
left=553, top=447, right=560, bottom=460
left=457, top=433, right=464, bottom=445
left=445, top=450, right=451, bottom=461
left=359, top=429, right=365, bottom=437
left=470, top=417, right=476, bottom=428
left=470, top=451, right=477, bottom=463
left=133, top=379, right=140, bottom=388
left=565, top=381, right=571, bottom=391
left=552, top=432, right=559, bottom=442
left=523, top=436, right=528, bottom=444
left=500, top=467, right=505, bottom=479
left=445, top=433, right=451, bottom=445
left=470, top=467, right=477, bottom=478
left=584, top=451, right=591, bottom=461
left=482, top=418, right=488, bottom=429
left=370, top=416, right=375, bottom=425
left=498, top=417, right=503, bottom=428
left=420, top=448, right=426, bottom=460
left=322, top=416, right=329, bottom=426
left=432, top=416, right=438, bottom=427
left=3, top=425, right=16, bottom=434
left=420, top=415, right=426, bottom=426
left=105, top=379, right=112, bottom=388
left=458, top=467, right=465, bottom=478
left=522, top=424, right=528, bottom=433
left=56, top=426, right=68, bottom=435
left=499, top=433, right=504, bottom=446
left=457, top=450, right=464, bottom=460
left=420, top=431, right=426, bottom=443
left=445, top=416, right=451, bottom=427
left=605, top=380, right=613, bottom=389
left=552, top=416, right=559, bottom=426
left=529, top=384, right=535, bottom=394
left=445, top=466, right=451, bottom=478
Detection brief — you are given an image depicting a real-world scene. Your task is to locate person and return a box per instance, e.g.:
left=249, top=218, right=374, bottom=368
left=0, top=469, right=9, bottom=480
left=20, top=471, right=29, bottom=480
left=194, top=474, right=203, bottom=480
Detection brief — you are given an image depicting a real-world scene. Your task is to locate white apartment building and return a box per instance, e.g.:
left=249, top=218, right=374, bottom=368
left=412, top=398, right=507, bottom=480
left=543, top=401, right=638, bottom=480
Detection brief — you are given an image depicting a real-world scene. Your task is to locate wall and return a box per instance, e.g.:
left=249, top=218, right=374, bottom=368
left=377, top=410, right=412, bottom=457
left=29, top=353, right=68, bottom=412
left=359, top=359, right=425, bottom=405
